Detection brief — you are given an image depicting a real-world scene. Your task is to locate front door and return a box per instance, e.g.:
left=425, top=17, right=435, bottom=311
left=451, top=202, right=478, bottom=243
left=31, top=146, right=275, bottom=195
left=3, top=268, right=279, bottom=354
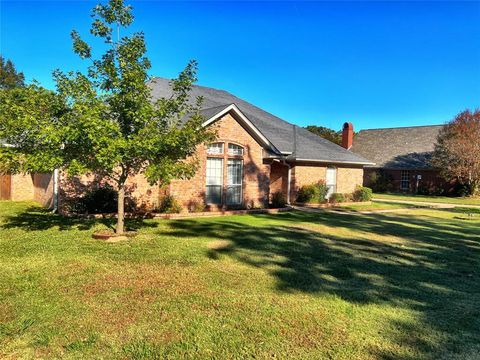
left=325, top=167, right=337, bottom=199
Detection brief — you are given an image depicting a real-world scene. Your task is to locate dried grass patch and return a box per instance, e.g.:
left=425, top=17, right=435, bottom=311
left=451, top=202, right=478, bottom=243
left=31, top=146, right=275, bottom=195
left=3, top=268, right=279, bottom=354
left=207, top=239, right=233, bottom=250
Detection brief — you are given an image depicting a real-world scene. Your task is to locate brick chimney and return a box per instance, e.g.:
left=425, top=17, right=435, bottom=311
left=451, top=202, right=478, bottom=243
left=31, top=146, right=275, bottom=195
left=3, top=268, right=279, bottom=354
left=342, top=122, right=354, bottom=150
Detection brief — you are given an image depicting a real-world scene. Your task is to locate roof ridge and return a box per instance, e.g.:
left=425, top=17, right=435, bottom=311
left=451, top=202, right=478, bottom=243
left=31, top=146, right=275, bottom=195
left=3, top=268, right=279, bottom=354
left=151, top=76, right=297, bottom=128
left=358, top=124, right=444, bottom=132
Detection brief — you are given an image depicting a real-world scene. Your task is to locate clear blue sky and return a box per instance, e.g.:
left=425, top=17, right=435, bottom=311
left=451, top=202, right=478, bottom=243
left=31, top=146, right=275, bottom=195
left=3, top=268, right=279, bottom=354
left=1, top=1, right=479, bottom=131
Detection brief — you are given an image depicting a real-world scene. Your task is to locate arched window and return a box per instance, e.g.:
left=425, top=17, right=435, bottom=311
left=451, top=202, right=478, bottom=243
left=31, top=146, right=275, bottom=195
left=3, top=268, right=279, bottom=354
left=207, top=142, right=224, bottom=155
left=228, top=143, right=244, bottom=156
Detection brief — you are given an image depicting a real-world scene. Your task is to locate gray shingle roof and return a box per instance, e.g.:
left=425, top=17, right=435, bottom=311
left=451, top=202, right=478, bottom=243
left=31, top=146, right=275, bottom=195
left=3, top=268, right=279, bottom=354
left=149, top=77, right=372, bottom=165
left=351, top=125, right=444, bottom=169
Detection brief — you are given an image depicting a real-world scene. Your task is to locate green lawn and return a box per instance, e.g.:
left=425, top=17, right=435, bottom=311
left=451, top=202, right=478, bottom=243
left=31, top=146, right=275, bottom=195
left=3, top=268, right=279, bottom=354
left=373, top=193, right=480, bottom=206
left=1, top=201, right=479, bottom=359
left=334, top=200, right=419, bottom=212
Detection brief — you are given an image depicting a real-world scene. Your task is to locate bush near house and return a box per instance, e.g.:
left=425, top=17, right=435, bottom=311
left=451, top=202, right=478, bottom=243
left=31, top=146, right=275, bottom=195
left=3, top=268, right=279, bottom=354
left=329, top=193, right=346, bottom=204
left=66, top=185, right=136, bottom=214
left=353, top=186, right=373, bottom=202
left=158, top=195, right=183, bottom=214
left=296, top=181, right=328, bottom=203
left=188, top=200, right=206, bottom=213
left=270, top=191, right=287, bottom=208
left=368, top=170, right=394, bottom=193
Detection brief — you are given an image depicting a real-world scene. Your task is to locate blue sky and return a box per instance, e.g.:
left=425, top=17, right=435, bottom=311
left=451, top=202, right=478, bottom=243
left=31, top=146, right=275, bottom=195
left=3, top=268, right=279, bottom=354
left=1, top=1, right=479, bottom=131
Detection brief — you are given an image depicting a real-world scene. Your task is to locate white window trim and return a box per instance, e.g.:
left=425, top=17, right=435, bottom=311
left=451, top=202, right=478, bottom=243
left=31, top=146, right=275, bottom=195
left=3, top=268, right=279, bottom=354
left=206, top=157, right=224, bottom=205
left=226, top=158, right=243, bottom=205
left=206, top=142, right=224, bottom=155
left=400, top=170, right=410, bottom=190
left=202, top=104, right=280, bottom=154
left=228, top=143, right=244, bottom=156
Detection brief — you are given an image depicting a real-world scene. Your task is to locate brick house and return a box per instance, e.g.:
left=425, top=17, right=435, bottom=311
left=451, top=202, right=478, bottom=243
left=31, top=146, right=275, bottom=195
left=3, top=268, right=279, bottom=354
left=143, top=78, right=373, bottom=211
left=3, top=79, right=374, bottom=212
left=348, top=124, right=454, bottom=194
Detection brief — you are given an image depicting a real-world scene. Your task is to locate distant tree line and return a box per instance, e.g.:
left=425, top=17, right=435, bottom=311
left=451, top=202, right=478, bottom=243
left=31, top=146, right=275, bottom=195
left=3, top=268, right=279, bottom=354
left=304, top=125, right=342, bottom=145
left=0, top=55, right=25, bottom=89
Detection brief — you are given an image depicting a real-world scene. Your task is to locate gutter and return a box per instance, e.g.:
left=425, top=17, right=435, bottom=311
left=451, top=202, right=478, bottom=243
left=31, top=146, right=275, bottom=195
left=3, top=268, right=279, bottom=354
left=294, top=158, right=376, bottom=166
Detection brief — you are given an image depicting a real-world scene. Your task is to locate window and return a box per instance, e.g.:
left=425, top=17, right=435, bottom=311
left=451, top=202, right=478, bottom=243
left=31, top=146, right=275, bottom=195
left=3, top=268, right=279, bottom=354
left=207, top=142, right=224, bottom=155
left=206, top=157, right=223, bottom=204
left=325, top=166, right=337, bottom=199
left=226, top=159, right=243, bottom=205
left=228, top=143, right=244, bottom=156
left=401, top=170, right=410, bottom=191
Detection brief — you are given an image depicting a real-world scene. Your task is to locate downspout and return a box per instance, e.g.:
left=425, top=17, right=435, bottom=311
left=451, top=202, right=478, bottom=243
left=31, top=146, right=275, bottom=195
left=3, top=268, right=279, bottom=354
left=53, top=168, right=59, bottom=212
left=283, top=160, right=292, bottom=205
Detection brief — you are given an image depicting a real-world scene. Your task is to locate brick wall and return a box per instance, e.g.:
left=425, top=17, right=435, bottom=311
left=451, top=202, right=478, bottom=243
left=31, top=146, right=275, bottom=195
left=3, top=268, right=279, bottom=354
left=168, top=113, right=270, bottom=211
left=290, top=163, right=326, bottom=200
left=364, top=168, right=456, bottom=194
left=290, top=162, right=364, bottom=201
left=59, top=171, right=160, bottom=213
left=336, top=166, right=364, bottom=193
left=10, top=173, right=34, bottom=201
left=269, top=161, right=289, bottom=197
left=33, top=173, right=54, bottom=208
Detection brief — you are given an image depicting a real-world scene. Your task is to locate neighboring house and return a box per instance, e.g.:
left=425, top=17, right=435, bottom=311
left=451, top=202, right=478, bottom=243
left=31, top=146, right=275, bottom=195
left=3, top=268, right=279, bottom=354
left=4, top=79, right=374, bottom=212
left=348, top=124, right=453, bottom=194
left=0, top=141, right=55, bottom=206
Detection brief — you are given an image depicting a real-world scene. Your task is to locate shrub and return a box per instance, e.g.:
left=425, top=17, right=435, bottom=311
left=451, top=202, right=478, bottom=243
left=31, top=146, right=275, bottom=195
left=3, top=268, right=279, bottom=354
left=353, top=186, right=373, bottom=202
left=296, top=181, right=328, bottom=203
left=316, top=181, right=328, bottom=200
left=158, top=195, right=182, bottom=214
left=65, top=184, right=137, bottom=214
left=296, top=184, right=317, bottom=203
left=453, top=182, right=472, bottom=197
left=343, top=192, right=353, bottom=202
left=81, top=185, right=118, bottom=213
left=417, top=185, right=445, bottom=196
left=368, top=170, right=394, bottom=193
left=188, top=200, right=206, bottom=213
left=271, top=191, right=287, bottom=208
left=329, top=193, right=345, bottom=204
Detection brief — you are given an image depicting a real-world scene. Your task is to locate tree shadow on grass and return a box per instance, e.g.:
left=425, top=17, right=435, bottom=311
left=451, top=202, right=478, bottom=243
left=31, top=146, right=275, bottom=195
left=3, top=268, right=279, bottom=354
left=166, top=210, right=480, bottom=359
left=0, top=206, right=157, bottom=232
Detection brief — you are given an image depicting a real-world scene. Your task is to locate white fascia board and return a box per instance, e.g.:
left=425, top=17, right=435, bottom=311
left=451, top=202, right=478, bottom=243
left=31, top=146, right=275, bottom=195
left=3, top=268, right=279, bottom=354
left=202, top=104, right=281, bottom=154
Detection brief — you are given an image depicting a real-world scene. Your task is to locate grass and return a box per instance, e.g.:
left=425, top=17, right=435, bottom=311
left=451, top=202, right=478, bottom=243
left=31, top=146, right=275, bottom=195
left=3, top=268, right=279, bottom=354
left=1, top=201, right=479, bottom=359
left=373, top=193, right=480, bottom=206
left=333, top=200, right=420, bottom=212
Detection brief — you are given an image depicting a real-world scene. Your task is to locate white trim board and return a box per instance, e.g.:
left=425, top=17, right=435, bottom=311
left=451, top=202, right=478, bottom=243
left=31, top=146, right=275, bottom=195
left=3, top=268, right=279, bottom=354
left=202, top=104, right=281, bottom=155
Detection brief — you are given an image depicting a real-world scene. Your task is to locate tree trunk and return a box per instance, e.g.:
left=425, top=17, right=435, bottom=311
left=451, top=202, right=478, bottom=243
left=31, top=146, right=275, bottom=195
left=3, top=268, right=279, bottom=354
left=116, top=184, right=125, bottom=234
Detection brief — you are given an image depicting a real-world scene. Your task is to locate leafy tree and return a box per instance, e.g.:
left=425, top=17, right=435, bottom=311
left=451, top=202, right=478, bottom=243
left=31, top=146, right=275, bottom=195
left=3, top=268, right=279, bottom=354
left=0, top=0, right=215, bottom=234
left=0, top=56, right=25, bottom=89
left=305, top=125, right=342, bottom=145
left=432, top=109, right=480, bottom=196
